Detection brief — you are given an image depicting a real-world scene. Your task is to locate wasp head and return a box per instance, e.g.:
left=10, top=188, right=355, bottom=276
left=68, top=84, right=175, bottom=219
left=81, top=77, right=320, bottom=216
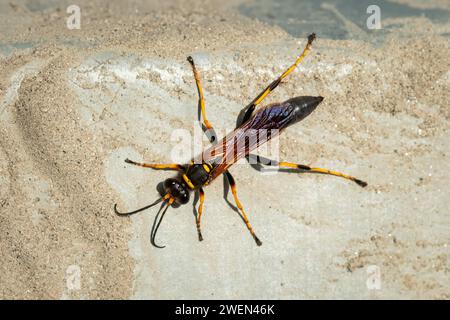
left=163, top=178, right=190, bottom=205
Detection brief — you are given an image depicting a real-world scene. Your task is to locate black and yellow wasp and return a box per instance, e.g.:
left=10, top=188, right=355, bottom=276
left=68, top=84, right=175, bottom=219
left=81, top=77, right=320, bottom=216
left=115, top=33, right=367, bottom=248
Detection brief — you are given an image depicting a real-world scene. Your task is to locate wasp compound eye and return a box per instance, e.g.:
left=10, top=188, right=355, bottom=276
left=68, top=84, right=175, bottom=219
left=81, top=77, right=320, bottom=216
left=164, top=178, right=190, bottom=204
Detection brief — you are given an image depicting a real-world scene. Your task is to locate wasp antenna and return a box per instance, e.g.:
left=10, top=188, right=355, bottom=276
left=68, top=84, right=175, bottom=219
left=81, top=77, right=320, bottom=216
left=114, top=197, right=163, bottom=216
left=151, top=198, right=174, bottom=249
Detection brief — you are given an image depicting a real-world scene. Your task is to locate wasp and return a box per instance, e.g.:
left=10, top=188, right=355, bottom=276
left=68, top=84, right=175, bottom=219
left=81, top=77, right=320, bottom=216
left=114, top=33, right=367, bottom=248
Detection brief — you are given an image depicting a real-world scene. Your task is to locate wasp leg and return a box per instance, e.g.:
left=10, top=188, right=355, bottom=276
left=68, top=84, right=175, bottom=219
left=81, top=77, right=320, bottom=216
left=224, top=171, right=262, bottom=246
left=124, top=158, right=184, bottom=171
left=187, top=56, right=218, bottom=145
left=278, top=161, right=367, bottom=187
left=196, top=187, right=205, bottom=241
left=237, top=33, right=316, bottom=127
left=248, top=154, right=367, bottom=187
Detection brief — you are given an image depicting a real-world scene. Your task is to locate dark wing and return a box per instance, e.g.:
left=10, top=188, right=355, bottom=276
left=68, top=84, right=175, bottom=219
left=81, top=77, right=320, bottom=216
left=197, top=99, right=305, bottom=182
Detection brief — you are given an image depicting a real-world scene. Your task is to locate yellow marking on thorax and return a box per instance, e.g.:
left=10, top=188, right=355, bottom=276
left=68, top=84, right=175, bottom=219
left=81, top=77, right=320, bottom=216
left=182, top=174, right=195, bottom=189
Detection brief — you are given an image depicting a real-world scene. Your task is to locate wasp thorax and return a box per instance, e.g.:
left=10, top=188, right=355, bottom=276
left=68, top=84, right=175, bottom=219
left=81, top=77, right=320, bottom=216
left=164, top=178, right=190, bottom=204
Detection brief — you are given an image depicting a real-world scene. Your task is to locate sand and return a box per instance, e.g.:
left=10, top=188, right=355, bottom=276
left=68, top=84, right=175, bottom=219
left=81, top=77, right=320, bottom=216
left=0, top=0, right=449, bottom=299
